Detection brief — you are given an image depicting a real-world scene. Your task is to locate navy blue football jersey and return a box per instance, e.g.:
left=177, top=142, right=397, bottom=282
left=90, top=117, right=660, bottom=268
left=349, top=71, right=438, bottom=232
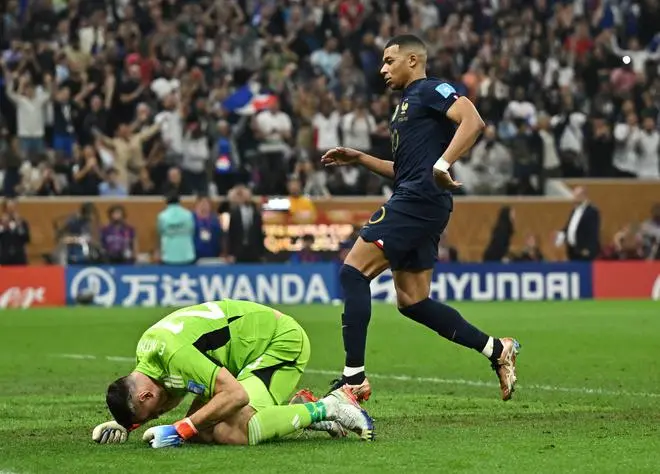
left=389, top=78, right=459, bottom=217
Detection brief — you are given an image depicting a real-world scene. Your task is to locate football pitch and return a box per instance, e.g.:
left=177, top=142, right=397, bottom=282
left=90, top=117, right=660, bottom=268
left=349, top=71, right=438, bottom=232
left=1, top=301, right=659, bottom=473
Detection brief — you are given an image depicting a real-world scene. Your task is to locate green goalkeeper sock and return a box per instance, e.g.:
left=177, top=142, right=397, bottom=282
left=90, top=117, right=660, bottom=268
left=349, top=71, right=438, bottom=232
left=247, top=402, right=326, bottom=445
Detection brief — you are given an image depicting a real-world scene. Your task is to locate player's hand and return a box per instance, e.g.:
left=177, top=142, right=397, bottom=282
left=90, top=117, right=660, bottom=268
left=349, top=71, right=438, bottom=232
left=142, top=425, right=184, bottom=448
left=92, top=420, right=129, bottom=444
left=142, top=419, right=196, bottom=449
left=433, top=169, right=462, bottom=191
left=321, top=147, right=362, bottom=167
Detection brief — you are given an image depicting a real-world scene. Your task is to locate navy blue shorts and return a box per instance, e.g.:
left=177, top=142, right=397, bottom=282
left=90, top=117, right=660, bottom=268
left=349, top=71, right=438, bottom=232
left=360, top=201, right=451, bottom=271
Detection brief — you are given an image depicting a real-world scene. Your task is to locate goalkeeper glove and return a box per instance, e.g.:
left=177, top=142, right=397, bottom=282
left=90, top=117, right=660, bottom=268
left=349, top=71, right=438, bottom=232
left=142, top=418, right=198, bottom=449
left=92, top=420, right=129, bottom=444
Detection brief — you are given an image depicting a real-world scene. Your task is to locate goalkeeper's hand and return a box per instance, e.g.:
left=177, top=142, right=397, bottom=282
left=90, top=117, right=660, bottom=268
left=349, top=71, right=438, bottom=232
left=92, top=420, right=129, bottom=444
left=142, top=418, right=198, bottom=449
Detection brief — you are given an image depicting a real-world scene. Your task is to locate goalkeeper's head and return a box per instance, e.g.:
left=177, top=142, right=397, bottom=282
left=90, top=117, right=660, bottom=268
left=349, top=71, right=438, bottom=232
left=106, top=372, right=168, bottom=429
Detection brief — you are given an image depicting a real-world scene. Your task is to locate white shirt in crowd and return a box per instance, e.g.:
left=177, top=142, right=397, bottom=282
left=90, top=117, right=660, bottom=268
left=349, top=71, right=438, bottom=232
left=255, top=110, right=292, bottom=142
left=155, top=110, right=184, bottom=155
left=341, top=112, right=375, bottom=151
left=312, top=111, right=341, bottom=151
left=340, top=167, right=360, bottom=187
left=610, top=37, right=660, bottom=74
left=5, top=81, right=50, bottom=138
left=613, top=123, right=642, bottom=175
left=553, top=112, right=587, bottom=154
left=504, top=100, right=537, bottom=126
left=538, top=129, right=562, bottom=170
left=478, top=77, right=509, bottom=100
left=635, top=130, right=660, bottom=178
left=181, top=135, right=210, bottom=173
left=566, top=201, right=588, bottom=247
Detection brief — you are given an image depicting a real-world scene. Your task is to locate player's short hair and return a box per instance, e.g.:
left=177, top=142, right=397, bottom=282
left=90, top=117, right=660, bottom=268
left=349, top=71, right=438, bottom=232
left=106, top=376, right=136, bottom=429
left=384, top=34, right=427, bottom=53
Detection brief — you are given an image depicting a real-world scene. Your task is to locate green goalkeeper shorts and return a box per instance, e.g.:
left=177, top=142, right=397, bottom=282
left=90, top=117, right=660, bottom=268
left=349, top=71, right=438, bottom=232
left=237, top=314, right=310, bottom=411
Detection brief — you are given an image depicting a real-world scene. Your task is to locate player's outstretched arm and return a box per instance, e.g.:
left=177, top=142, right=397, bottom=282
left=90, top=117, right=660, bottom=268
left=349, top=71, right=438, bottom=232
left=433, top=96, right=485, bottom=189
left=437, top=97, right=485, bottom=168
left=321, top=147, right=394, bottom=179
left=187, top=368, right=249, bottom=430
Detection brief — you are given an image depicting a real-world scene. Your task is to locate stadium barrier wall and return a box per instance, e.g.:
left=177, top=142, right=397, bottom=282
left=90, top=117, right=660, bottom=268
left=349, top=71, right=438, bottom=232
left=15, top=180, right=660, bottom=264
left=1, top=261, right=659, bottom=308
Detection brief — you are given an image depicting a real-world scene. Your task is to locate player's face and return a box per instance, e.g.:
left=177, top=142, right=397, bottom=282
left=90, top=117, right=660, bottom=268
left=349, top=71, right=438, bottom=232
left=380, top=45, right=410, bottom=90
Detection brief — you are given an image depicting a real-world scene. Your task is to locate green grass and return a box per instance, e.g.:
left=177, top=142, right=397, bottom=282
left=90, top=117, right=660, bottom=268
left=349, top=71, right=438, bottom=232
left=1, top=301, right=659, bottom=473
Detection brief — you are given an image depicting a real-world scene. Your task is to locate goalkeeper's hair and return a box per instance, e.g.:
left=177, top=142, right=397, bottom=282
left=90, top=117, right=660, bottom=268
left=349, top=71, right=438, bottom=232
left=106, top=376, right=135, bottom=429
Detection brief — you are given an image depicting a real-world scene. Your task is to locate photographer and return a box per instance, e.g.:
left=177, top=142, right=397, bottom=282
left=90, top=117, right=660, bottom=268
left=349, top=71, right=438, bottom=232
left=0, top=198, right=30, bottom=265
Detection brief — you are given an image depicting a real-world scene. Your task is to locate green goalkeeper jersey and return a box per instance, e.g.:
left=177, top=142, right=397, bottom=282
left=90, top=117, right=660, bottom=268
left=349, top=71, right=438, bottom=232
left=134, top=299, right=280, bottom=399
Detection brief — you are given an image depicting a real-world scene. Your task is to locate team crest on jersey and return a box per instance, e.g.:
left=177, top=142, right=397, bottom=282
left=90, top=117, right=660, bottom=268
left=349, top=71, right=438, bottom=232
left=187, top=380, right=207, bottom=395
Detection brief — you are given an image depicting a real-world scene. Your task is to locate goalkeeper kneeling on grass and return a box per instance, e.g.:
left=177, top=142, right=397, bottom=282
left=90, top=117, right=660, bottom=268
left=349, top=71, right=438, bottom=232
left=92, top=299, right=374, bottom=448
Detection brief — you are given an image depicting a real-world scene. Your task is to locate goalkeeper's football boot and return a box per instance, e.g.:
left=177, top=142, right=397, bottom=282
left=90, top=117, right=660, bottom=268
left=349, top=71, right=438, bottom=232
left=491, top=337, right=521, bottom=401
left=327, top=376, right=372, bottom=402
left=321, top=386, right=375, bottom=441
left=289, top=389, right=347, bottom=438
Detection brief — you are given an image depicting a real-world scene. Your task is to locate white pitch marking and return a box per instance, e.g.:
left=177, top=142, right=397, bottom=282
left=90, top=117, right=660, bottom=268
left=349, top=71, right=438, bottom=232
left=51, top=354, right=660, bottom=399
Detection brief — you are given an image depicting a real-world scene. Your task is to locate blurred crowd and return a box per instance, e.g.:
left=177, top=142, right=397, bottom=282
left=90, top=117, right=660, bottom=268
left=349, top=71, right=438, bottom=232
left=1, top=0, right=660, bottom=201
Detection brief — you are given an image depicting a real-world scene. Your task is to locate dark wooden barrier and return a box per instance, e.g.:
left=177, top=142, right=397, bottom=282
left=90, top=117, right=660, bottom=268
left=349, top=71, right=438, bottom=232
left=12, top=180, right=660, bottom=263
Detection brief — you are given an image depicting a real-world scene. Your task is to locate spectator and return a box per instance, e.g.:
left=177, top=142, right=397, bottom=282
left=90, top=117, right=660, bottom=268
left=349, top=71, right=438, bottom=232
left=0, top=198, right=30, bottom=265
left=585, top=115, right=614, bottom=178
left=509, top=120, right=541, bottom=195
left=287, top=175, right=317, bottom=224
left=71, top=145, right=104, bottom=196
left=2, top=0, right=659, bottom=201
left=613, top=112, right=642, bottom=178
left=100, top=205, right=137, bottom=264
left=437, top=233, right=459, bottom=263
left=52, top=84, right=83, bottom=159
left=313, top=100, right=341, bottom=154
left=640, top=204, right=660, bottom=260
left=3, top=67, right=52, bottom=158
left=460, top=125, right=513, bottom=195
left=252, top=98, right=293, bottom=196
left=635, top=114, right=660, bottom=179
left=35, top=162, right=62, bottom=196
left=94, top=121, right=162, bottom=191
left=99, top=167, right=128, bottom=197
left=483, top=206, right=515, bottom=262
left=1, top=136, right=22, bottom=197
left=53, top=202, right=102, bottom=265
left=289, top=234, right=319, bottom=264
left=131, top=167, right=157, bottom=196
left=193, top=196, right=223, bottom=260
left=340, top=98, right=376, bottom=152
left=157, top=192, right=195, bottom=266
left=512, top=234, right=544, bottom=262
left=226, top=185, right=265, bottom=263
left=600, top=224, right=645, bottom=261
left=536, top=114, right=562, bottom=180
left=161, top=166, right=183, bottom=196
left=311, top=38, right=341, bottom=81
left=181, top=118, right=211, bottom=196
left=555, top=186, right=601, bottom=261
left=294, top=158, right=330, bottom=197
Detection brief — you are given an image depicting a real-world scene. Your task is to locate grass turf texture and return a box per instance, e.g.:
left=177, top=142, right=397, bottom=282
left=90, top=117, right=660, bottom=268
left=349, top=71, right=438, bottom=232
left=1, top=301, right=659, bottom=473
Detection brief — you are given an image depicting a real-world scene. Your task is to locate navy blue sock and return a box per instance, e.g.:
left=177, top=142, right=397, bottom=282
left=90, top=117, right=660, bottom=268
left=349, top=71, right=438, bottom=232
left=399, top=298, right=502, bottom=359
left=339, top=264, right=372, bottom=376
